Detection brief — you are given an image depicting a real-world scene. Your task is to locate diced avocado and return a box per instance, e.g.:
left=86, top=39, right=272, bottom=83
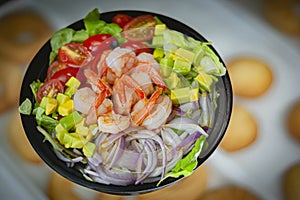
left=65, top=86, right=77, bottom=97
left=76, top=125, right=90, bottom=136
left=190, top=88, right=199, bottom=102
left=174, top=48, right=195, bottom=63
left=55, top=123, right=68, bottom=143
left=154, top=24, right=166, bottom=35
left=58, top=99, right=73, bottom=116
left=165, top=50, right=174, bottom=59
left=164, top=72, right=180, bottom=90
left=170, top=87, right=199, bottom=104
left=56, top=93, right=70, bottom=105
left=60, top=111, right=83, bottom=131
left=65, top=76, right=81, bottom=89
left=46, top=98, right=58, bottom=115
left=63, top=133, right=84, bottom=149
left=195, top=72, right=213, bottom=92
left=83, top=142, right=96, bottom=157
left=152, top=35, right=164, bottom=47
left=160, top=64, right=173, bottom=78
left=40, top=97, right=58, bottom=115
left=173, top=59, right=191, bottom=75
left=160, top=57, right=174, bottom=68
left=40, top=97, right=48, bottom=110
left=153, top=48, right=164, bottom=61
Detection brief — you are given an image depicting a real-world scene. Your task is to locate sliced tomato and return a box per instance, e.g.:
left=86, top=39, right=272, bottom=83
left=50, top=67, right=80, bottom=85
left=112, top=14, right=133, bottom=28
left=46, top=61, right=67, bottom=81
left=83, top=34, right=113, bottom=54
left=121, top=41, right=152, bottom=55
left=58, top=42, right=92, bottom=68
left=37, top=79, right=64, bottom=103
left=123, top=15, right=156, bottom=41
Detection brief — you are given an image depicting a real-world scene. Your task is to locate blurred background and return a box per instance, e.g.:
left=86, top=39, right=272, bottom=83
left=0, top=0, right=299, bottom=199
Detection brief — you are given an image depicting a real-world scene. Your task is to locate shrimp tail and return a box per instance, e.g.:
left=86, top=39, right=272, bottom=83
left=131, top=87, right=162, bottom=125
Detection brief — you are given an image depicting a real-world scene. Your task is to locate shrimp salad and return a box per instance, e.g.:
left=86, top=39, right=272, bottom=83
left=19, top=9, right=226, bottom=186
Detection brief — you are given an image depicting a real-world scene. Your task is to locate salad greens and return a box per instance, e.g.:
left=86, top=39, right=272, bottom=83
left=19, top=8, right=227, bottom=187
left=157, top=135, right=207, bottom=186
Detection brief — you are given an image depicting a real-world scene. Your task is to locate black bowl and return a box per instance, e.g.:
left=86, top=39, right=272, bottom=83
left=20, top=10, right=232, bottom=195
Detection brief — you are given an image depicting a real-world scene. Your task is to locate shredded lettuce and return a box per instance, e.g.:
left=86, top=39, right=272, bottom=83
left=49, top=8, right=122, bottom=64
left=19, top=98, right=32, bottom=115
left=157, top=135, right=207, bottom=186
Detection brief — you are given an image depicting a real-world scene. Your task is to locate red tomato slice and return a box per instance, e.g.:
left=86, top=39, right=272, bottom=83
left=83, top=34, right=113, bottom=54
left=50, top=67, right=80, bottom=85
left=46, top=61, right=67, bottom=81
left=121, top=41, right=152, bottom=55
left=58, top=42, right=92, bottom=68
left=123, top=15, right=156, bottom=41
left=112, top=14, right=133, bottom=28
left=37, top=79, right=64, bottom=103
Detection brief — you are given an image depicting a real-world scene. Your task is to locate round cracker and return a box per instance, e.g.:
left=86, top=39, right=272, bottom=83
left=286, top=99, right=300, bottom=143
left=0, top=58, right=24, bottom=113
left=227, top=57, right=273, bottom=98
left=48, top=172, right=123, bottom=200
left=7, top=110, right=43, bottom=163
left=199, top=186, right=261, bottom=200
left=221, top=104, right=258, bottom=152
left=48, top=172, right=81, bottom=200
left=136, top=165, right=208, bottom=200
left=283, top=162, right=300, bottom=200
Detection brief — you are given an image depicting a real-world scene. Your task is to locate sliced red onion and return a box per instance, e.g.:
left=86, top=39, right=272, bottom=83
left=87, top=151, right=103, bottom=166
left=116, top=150, right=140, bottom=170
left=127, top=130, right=167, bottom=179
left=172, top=107, right=186, bottom=116
left=164, top=123, right=208, bottom=137
left=168, top=117, right=198, bottom=125
left=149, top=150, right=183, bottom=178
left=135, top=140, right=158, bottom=184
left=161, top=128, right=181, bottom=149
left=89, top=163, right=135, bottom=186
left=107, top=137, right=125, bottom=168
left=169, top=131, right=201, bottom=158
left=54, top=150, right=83, bottom=167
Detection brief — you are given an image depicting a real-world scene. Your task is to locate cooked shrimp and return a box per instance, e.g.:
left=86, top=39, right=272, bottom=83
left=130, top=71, right=154, bottom=97
left=131, top=87, right=163, bottom=126
left=112, top=74, right=145, bottom=115
left=98, top=112, right=131, bottom=134
left=84, top=69, right=112, bottom=95
left=95, top=50, right=112, bottom=78
left=142, top=95, right=172, bottom=130
left=129, top=63, right=166, bottom=90
left=106, top=47, right=137, bottom=77
left=136, top=52, right=160, bottom=71
left=73, top=87, right=95, bottom=115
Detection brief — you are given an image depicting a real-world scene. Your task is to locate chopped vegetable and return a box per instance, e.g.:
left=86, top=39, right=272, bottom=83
left=19, top=9, right=227, bottom=187
left=19, top=98, right=32, bottom=115
left=157, top=135, right=207, bottom=186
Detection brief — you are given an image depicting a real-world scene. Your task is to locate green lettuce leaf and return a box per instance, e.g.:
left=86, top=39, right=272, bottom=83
left=19, top=98, right=32, bottom=115
left=157, top=135, right=207, bottom=186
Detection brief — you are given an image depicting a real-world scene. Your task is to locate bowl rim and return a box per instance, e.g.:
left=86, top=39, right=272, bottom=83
left=19, top=9, right=232, bottom=195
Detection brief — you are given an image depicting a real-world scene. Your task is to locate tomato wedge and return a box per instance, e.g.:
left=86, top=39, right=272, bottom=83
left=46, top=61, right=67, bottom=81
left=123, top=15, right=156, bottom=41
left=58, top=42, right=92, bottom=68
left=121, top=41, right=152, bottom=55
left=50, top=67, right=80, bottom=85
left=83, top=34, right=114, bottom=55
left=37, top=79, right=64, bottom=103
left=112, top=14, right=133, bottom=28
